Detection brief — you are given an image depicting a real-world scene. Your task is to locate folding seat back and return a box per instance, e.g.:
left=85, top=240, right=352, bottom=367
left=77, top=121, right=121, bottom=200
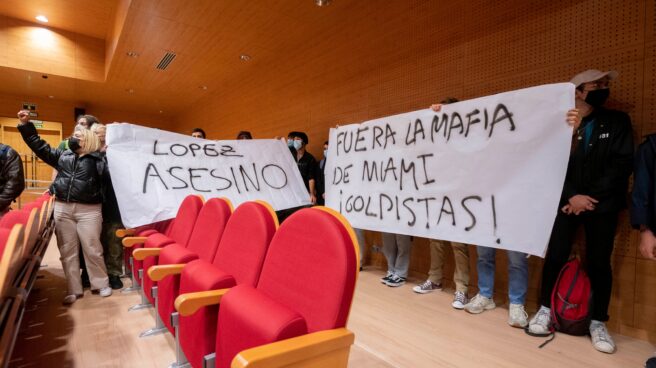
left=178, top=201, right=278, bottom=368
left=213, top=201, right=279, bottom=286
left=37, top=201, right=48, bottom=233
left=132, top=195, right=204, bottom=286
left=162, top=195, right=205, bottom=246
left=0, top=225, right=25, bottom=300
left=184, top=198, right=234, bottom=262
left=140, top=195, right=204, bottom=297
left=215, top=207, right=358, bottom=368
left=0, top=208, right=39, bottom=258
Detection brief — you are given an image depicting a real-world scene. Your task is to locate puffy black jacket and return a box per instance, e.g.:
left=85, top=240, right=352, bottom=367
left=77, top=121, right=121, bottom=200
left=0, top=144, right=25, bottom=211
left=561, top=107, right=634, bottom=213
left=18, top=122, right=105, bottom=204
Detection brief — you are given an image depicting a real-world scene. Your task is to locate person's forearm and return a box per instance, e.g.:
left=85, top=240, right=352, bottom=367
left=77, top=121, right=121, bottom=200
left=309, top=179, right=316, bottom=196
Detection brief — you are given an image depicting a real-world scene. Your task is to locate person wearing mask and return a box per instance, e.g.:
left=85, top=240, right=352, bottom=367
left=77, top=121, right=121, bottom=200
left=0, top=143, right=25, bottom=219
left=287, top=131, right=318, bottom=205
left=18, top=110, right=112, bottom=304
left=91, top=124, right=124, bottom=289
left=55, top=115, right=100, bottom=288
left=463, top=96, right=581, bottom=327
left=191, top=128, right=206, bottom=139
left=412, top=98, right=471, bottom=309
left=528, top=70, right=634, bottom=354
left=236, top=131, right=253, bottom=140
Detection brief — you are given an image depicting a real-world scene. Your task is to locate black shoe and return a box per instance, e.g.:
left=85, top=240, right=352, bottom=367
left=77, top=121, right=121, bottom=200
left=81, top=270, right=91, bottom=288
left=109, top=275, right=124, bottom=290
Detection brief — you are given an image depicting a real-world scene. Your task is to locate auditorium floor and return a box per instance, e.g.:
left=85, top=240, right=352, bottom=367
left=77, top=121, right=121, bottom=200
left=8, top=239, right=655, bottom=368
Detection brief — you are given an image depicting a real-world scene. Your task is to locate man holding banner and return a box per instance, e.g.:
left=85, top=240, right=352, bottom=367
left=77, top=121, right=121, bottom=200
left=324, top=82, right=580, bottom=332
left=528, top=70, right=634, bottom=354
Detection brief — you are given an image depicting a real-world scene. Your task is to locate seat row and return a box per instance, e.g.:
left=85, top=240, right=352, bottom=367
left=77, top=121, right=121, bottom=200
left=0, top=193, right=56, bottom=368
left=118, top=195, right=360, bottom=368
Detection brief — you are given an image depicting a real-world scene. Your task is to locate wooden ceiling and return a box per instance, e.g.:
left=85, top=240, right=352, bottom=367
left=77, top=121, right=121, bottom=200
left=0, top=0, right=117, bottom=40
left=0, top=0, right=554, bottom=120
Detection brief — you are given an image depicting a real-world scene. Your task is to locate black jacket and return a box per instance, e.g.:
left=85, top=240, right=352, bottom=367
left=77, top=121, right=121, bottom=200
left=631, top=134, right=656, bottom=232
left=561, top=107, right=634, bottom=213
left=0, top=144, right=25, bottom=211
left=101, top=154, right=122, bottom=223
left=18, top=122, right=105, bottom=204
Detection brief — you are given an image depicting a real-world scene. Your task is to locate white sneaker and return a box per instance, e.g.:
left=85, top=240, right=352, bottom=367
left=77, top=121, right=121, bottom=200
left=464, top=293, right=495, bottom=314
left=528, top=306, right=552, bottom=335
left=590, top=320, right=616, bottom=354
left=412, top=280, right=441, bottom=294
left=508, top=304, right=528, bottom=328
left=451, top=291, right=468, bottom=309
left=99, top=287, right=112, bottom=297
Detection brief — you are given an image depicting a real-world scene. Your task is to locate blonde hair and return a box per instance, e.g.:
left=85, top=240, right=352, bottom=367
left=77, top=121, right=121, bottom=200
left=75, top=128, right=102, bottom=153
left=90, top=123, right=106, bottom=135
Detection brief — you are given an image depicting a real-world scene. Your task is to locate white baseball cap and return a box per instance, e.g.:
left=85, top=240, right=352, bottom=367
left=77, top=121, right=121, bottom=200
left=570, top=69, right=618, bottom=87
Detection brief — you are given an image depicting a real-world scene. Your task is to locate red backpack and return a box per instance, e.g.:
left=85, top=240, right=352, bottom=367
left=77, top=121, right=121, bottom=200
left=550, top=258, right=593, bottom=336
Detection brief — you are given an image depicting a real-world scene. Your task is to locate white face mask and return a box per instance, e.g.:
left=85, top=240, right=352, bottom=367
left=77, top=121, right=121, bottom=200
left=323, top=149, right=328, bottom=157
left=293, top=140, right=303, bottom=150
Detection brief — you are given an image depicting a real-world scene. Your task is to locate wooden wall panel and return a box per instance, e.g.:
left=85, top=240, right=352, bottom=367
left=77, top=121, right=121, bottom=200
left=0, top=16, right=105, bottom=82
left=0, top=92, right=172, bottom=137
left=167, top=0, right=655, bottom=341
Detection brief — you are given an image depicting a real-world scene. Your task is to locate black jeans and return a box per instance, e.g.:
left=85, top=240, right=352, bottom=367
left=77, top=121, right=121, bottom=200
left=539, top=210, right=618, bottom=322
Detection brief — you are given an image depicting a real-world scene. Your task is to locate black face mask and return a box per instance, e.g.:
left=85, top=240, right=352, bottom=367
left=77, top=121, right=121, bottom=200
left=68, top=137, right=82, bottom=152
left=584, top=88, right=609, bottom=108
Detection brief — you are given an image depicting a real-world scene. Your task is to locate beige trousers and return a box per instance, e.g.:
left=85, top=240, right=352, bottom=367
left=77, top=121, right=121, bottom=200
left=54, top=201, right=109, bottom=295
left=428, top=240, right=470, bottom=293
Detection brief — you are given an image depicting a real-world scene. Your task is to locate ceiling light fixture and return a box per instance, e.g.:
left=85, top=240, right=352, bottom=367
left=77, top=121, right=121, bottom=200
left=126, top=51, right=139, bottom=57
left=240, top=54, right=251, bottom=61
left=35, top=15, right=48, bottom=23
left=315, top=0, right=332, bottom=6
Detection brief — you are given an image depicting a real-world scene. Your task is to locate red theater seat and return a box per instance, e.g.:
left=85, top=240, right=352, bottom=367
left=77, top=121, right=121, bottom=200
left=173, top=201, right=278, bottom=368
left=176, top=206, right=359, bottom=368
left=121, top=195, right=203, bottom=308
left=146, top=198, right=233, bottom=334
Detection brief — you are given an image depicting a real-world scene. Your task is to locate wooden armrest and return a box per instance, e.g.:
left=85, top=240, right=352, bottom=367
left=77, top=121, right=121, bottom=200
left=132, top=248, right=162, bottom=260
left=175, top=288, right=229, bottom=317
left=116, top=228, right=136, bottom=238
left=148, top=264, right=185, bottom=281
left=122, top=236, right=147, bottom=247
left=231, top=328, right=354, bottom=368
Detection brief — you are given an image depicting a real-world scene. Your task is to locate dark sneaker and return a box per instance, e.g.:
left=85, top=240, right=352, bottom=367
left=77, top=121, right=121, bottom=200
left=380, top=272, right=393, bottom=284
left=385, top=274, right=406, bottom=287
left=412, top=279, right=442, bottom=294
left=109, top=275, right=124, bottom=290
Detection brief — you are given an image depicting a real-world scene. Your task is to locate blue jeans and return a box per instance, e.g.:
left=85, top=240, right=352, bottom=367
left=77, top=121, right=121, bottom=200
left=476, top=246, right=528, bottom=305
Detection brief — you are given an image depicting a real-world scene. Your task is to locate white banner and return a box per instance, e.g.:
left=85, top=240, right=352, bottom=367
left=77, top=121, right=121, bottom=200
left=325, top=83, right=575, bottom=257
left=106, top=124, right=310, bottom=228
